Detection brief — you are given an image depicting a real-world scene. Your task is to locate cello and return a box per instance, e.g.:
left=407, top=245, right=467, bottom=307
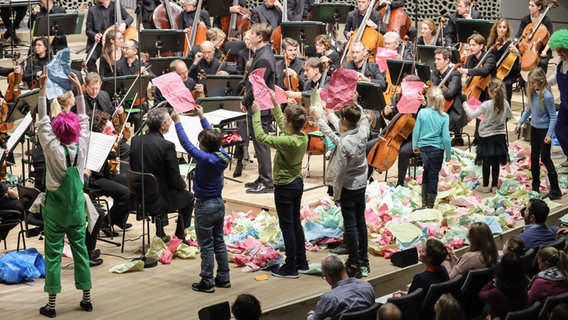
left=270, top=0, right=287, bottom=54
left=462, top=42, right=500, bottom=101
left=378, top=2, right=412, bottom=38
left=367, top=111, right=415, bottom=172
left=221, top=0, right=251, bottom=41
left=496, top=37, right=521, bottom=80
left=518, top=0, right=557, bottom=71
left=283, top=54, right=302, bottom=104
left=340, top=0, right=383, bottom=66
left=185, top=0, right=208, bottom=54
left=151, top=0, right=182, bottom=29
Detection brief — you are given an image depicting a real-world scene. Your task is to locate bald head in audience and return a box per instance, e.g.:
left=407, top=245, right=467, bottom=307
left=377, top=303, right=401, bottom=320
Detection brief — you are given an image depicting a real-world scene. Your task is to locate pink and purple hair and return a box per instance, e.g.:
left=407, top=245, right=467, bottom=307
left=52, top=112, right=81, bottom=145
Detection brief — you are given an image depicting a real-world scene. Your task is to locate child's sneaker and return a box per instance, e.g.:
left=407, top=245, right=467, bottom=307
left=214, top=278, right=231, bottom=288
left=192, top=280, right=215, bottom=293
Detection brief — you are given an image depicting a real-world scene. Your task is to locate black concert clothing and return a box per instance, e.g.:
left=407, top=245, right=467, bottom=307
left=303, top=73, right=329, bottom=91
left=275, top=57, right=306, bottom=91
left=136, top=0, right=160, bottom=29
left=23, top=55, right=49, bottom=87
left=343, top=60, right=387, bottom=90
left=431, top=67, right=466, bottom=132
left=251, top=2, right=282, bottom=30
left=492, top=40, right=521, bottom=103
left=344, top=8, right=385, bottom=39
left=464, top=50, right=496, bottom=101
left=0, top=66, right=16, bottom=77
left=287, top=0, right=306, bottom=22
left=417, top=35, right=443, bottom=47
left=187, top=45, right=223, bottom=65
left=28, top=5, right=68, bottom=52
left=318, top=50, right=341, bottom=72
left=515, top=14, right=554, bottom=72
left=99, top=55, right=119, bottom=78
left=0, top=6, right=26, bottom=41
left=115, top=56, right=154, bottom=77
left=180, top=8, right=211, bottom=30
left=212, top=0, right=246, bottom=29
left=0, top=182, right=24, bottom=244
left=443, top=8, right=481, bottom=45
left=189, top=57, right=222, bottom=80
left=85, top=1, right=133, bottom=72
left=81, top=90, right=115, bottom=115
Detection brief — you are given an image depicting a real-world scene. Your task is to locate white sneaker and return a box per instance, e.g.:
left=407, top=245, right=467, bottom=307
left=476, top=185, right=491, bottom=193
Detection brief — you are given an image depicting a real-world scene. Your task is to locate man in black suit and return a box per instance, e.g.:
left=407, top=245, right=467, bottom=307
left=129, top=108, right=194, bottom=242
left=85, top=0, right=133, bottom=73
left=275, top=38, right=306, bottom=91
left=344, top=0, right=384, bottom=40
left=251, top=0, right=283, bottom=31
left=343, top=42, right=386, bottom=90
left=240, top=22, right=275, bottom=193
left=80, top=72, right=117, bottom=115
left=443, top=0, right=481, bottom=46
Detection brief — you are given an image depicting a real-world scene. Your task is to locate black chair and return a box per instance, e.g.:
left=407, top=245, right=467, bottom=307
left=420, top=274, right=464, bottom=320
left=16, top=185, right=43, bottom=250
left=504, top=301, right=541, bottom=320
left=538, top=292, right=568, bottom=320
left=339, top=302, right=381, bottom=320
left=198, top=301, right=231, bottom=320
left=387, top=288, right=424, bottom=320
left=125, top=170, right=160, bottom=253
left=520, top=248, right=536, bottom=277
left=0, top=209, right=25, bottom=250
left=460, top=267, right=494, bottom=319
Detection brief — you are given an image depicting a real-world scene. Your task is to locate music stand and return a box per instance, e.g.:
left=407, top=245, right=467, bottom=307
left=197, top=96, right=243, bottom=113
left=148, top=57, right=190, bottom=76
left=101, top=75, right=152, bottom=103
left=223, top=41, right=246, bottom=59
left=205, top=1, right=230, bottom=17
left=7, top=89, right=40, bottom=122
left=139, top=30, right=185, bottom=56
left=33, top=14, right=79, bottom=36
left=205, top=75, right=243, bottom=97
left=387, top=60, right=431, bottom=84
left=416, top=45, right=461, bottom=69
left=357, top=82, right=385, bottom=111
left=280, top=22, right=326, bottom=57
left=309, top=3, right=353, bottom=24
left=455, top=19, right=494, bottom=43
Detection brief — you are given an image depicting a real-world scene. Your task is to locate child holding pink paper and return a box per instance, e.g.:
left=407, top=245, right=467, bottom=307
left=251, top=90, right=309, bottom=279
left=463, top=78, right=512, bottom=193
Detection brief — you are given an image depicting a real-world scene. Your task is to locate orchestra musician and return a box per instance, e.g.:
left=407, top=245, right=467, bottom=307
left=287, top=0, right=312, bottom=21
left=180, top=0, right=211, bottom=31
left=189, top=41, right=223, bottom=79
left=276, top=38, right=306, bottom=93
left=29, top=0, right=68, bottom=53
left=212, top=0, right=246, bottom=30
left=344, top=0, right=385, bottom=40
left=417, top=19, right=443, bottom=46
left=383, top=31, right=413, bottom=61
left=152, top=59, right=196, bottom=110
left=458, top=34, right=496, bottom=102
left=515, top=0, right=554, bottom=72
left=487, top=18, right=521, bottom=104
left=285, top=57, right=329, bottom=103
left=240, top=22, right=275, bottom=194
left=315, top=34, right=340, bottom=72
left=0, top=6, right=26, bottom=44
left=343, top=42, right=387, bottom=90
left=116, top=39, right=152, bottom=77
left=85, top=0, right=133, bottom=73
left=99, top=30, right=124, bottom=77
left=236, top=30, right=252, bottom=75
left=251, top=0, right=283, bottom=31
left=443, top=0, right=481, bottom=46
left=187, top=28, right=226, bottom=65
left=136, top=0, right=160, bottom=29
left=79, top=72, right=118, bottom=116
left=431, top=47, right=466, bottom=146
left=23, top=37, right=52, bottom=89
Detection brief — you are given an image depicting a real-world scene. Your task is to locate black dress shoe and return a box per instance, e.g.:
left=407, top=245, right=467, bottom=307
left=246, top=182, right=274, bottom=194
left=39, top=305, right=56, bottom=318
left=330, top=243, right=349, bottom=255
left=89, top=248, right=101, bottom=260
left=114, top=223, right=133, bottom=230
left=101, top=227, right=118, bottom=237
left=244, top=178, right=261, bottom=188
left=80, top=300, right=93, bottom=312
left=233, top=161, right=243, bottom=178
left=89, top=258, right=103, bottom=267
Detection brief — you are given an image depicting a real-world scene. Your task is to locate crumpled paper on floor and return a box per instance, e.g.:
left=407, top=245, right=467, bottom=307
left=109, top=260, right=145, bottom=273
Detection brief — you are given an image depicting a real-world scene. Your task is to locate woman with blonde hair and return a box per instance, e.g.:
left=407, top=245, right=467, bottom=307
left=417, top=19, right=441, bottom=46
left=528, top=246, right=568, bottom=303
left=464, top=78, right=512, bottom=193
left=50, top=91, right=75, bottom=118
left=435, top=293, right=465, bottom=320
left=412, top=87, right=451, bottom=208
left=446, top=222, right=499, bottom=278
left=515, top=67, right=561, bottom=199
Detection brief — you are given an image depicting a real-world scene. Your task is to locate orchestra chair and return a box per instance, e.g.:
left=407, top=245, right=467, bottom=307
left=125, top=170, right=159, bottom=253
left=85, top=185, right=120, bottom=247
left=386, top=288, right=424, bottom=320
left=339, top=302, right=381, bottom=320
left=504, top=301, right=541, bottom=320
left=408, top=152, right=423, bottom=180
left=16, top=185, right=43, bottom=251
left=538, top=292, right=568, bottom=320
left=304, top=132, right=327, bottom=186
left=197, top=301, right=231, bottom=320
left=460, top=267, right=494, bottom=319
left=0, top=208, right=25, bottom=251
left=420, top=274, right=464, bottom=320
left=449, top=131, right=472, bottom=151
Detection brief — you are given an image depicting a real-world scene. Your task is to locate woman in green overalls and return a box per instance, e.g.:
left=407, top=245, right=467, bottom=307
left=36, top=68, right=93, bottom=318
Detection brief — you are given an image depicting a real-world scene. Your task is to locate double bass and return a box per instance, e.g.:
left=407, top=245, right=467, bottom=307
left=270, top=0, right=288, bottom=54
left=221, top=0, right=251, bottom=41
left=379, top=2, right=412, bottom=38
left=518, top=0, right=557, bottom=71
left=151, top=0, right=182, bottom=29
left=184, top=0, right=208, bottom=55
left=340, top=0, right=383, bottom=65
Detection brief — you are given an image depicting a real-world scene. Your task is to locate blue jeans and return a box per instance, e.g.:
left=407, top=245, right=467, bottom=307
left=274, top=178, right=306, bottom=269
left=194, top=197, right=229, bottom=286
left=340, top=187, right=368, bottom=265
left=420, top=146, right=444, bottom=195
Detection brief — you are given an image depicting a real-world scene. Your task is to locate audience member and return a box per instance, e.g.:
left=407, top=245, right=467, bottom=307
left=306, top=255, right=375, bottom=320
left=232, top=294, right=262, bottom=320
left=502, top=236, right=526, bottom=257
left=377, top=302, right=401, bottom=320
left=527, top=246, right=568, bottom=304
left=445, top=222, right=498, bottom=278
left=519, top=198, right=559, bottom=249
left=434, top=293, right=465, bottom=320
left=479, top=253, right=530, bottom=319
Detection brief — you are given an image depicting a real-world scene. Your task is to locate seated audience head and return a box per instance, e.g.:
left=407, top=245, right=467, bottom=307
left=434, top=293, right=465, bottom=320
left=537, top=246, right=568, bottom=275
left=523, top=198, right=550, bottom=225
left=321, top=255, right=348, bottom=284
left=503, top=236, right=526, bottom=257
left=495, top=252, right=529, bottom=296
left=232, top=294, right=262, bottom=320
left=377, top=302, right=401, bottom=320
left=421, top=238, right=448, bottom=267
left=550, top=303, right=568, bottom=320
left=146, top=108, right=170, bottom=134
left=339, top=104, right=362, bottom=132
left=468, top=222, right=498, bottom=267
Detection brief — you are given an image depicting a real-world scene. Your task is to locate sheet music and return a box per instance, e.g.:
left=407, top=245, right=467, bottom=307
left=6, top=112, right=32, bottom=151
left=86, top=132, right=116, bottom=172
left=163, top=116, right=201, bottom=154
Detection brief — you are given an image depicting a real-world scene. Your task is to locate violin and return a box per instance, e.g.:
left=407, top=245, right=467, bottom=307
left=283, top=55, right=301, bottom=104
left=0, top=98, right=13, bottom=133
left=192, top=69, right=207, bottom=99
left=5, top=52, right=22, bottom=103
left=518, top=0, right=557, bottom=71
left=221, top=0, right=251, bottom=41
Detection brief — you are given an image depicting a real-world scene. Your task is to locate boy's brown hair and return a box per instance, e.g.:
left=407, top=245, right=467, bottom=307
left=198, top=129, right=223, bottom=152
left=284, top=104, right=306, bottom=132
left=340, top=104, right=361, bottom=128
